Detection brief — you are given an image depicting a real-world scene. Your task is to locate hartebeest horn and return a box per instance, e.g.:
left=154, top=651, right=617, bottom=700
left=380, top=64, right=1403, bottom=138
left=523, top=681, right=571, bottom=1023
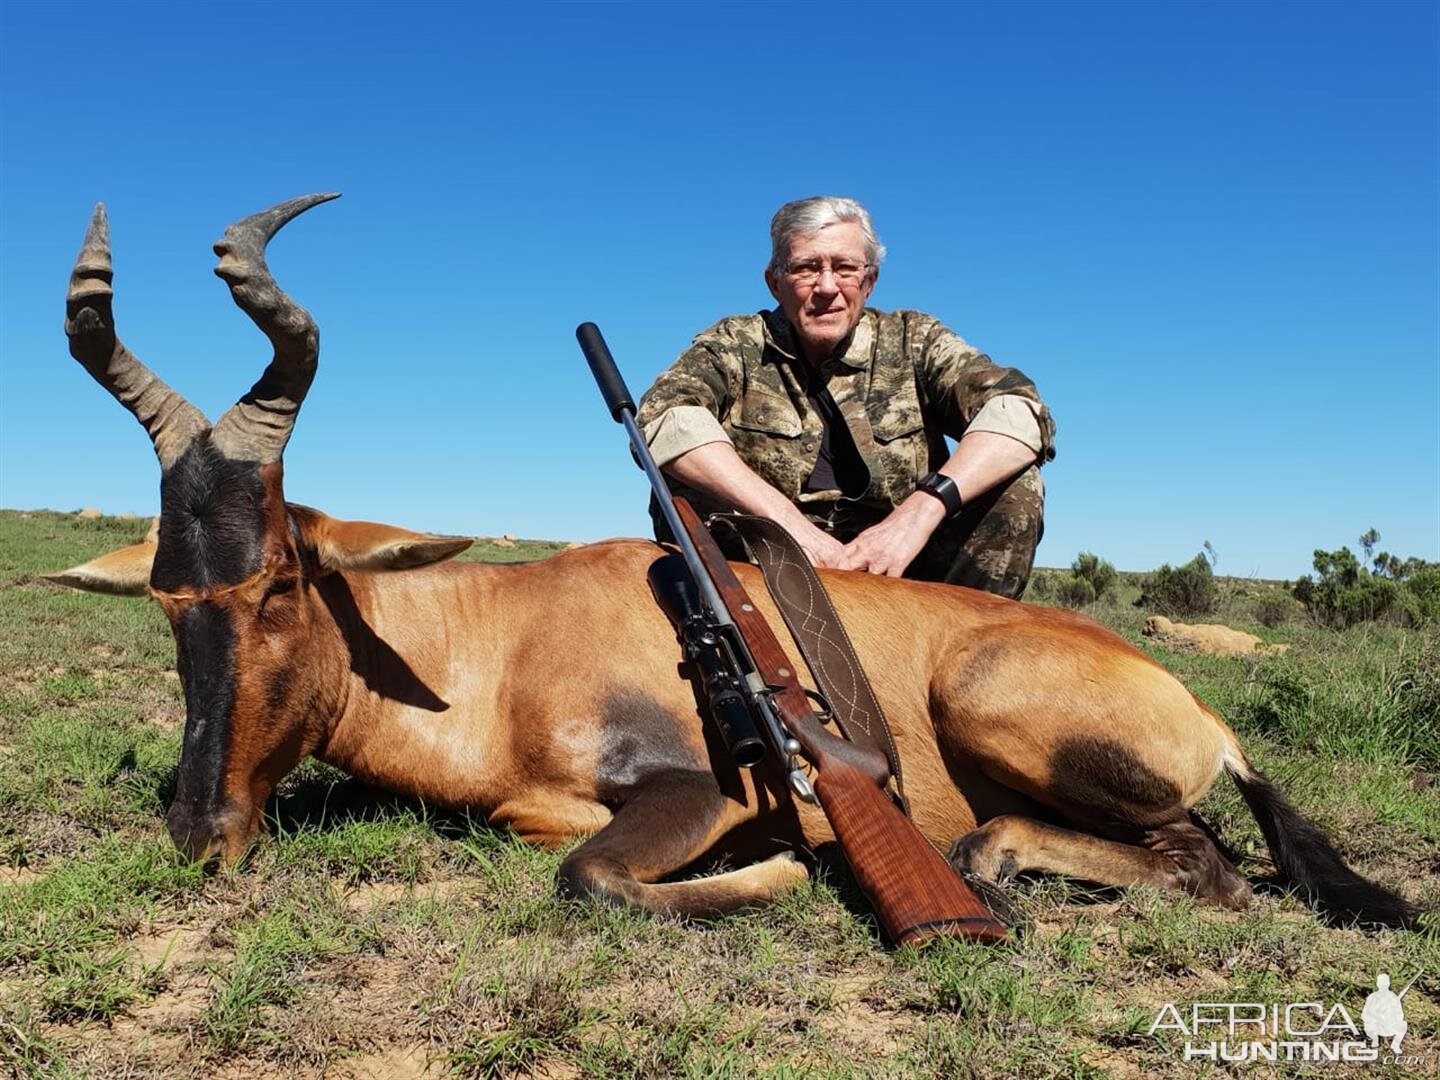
left=65, top=204, right=209, bottom=468
left=210, top=192, right=340, bottom=463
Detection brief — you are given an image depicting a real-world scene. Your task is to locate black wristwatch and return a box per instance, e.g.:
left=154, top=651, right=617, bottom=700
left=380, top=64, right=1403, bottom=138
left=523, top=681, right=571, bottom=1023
left=916, top=472, right=963, bottom=518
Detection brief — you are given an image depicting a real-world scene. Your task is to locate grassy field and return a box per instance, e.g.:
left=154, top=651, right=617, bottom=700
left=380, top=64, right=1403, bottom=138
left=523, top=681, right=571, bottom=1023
left=1, top=509, right=1436, bottom=1078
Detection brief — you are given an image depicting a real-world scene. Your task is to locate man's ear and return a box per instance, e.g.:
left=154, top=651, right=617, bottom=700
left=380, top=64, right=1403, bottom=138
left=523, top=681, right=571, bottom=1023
left=290, top=505, right=473, bottom=573
left=44, top=517, right=158, bottom=596
left=764, top=266, right=782, bottom=303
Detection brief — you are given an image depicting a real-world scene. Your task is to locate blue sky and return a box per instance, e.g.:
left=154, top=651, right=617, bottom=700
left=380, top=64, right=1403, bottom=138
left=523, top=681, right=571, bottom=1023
left=1, top=0, right=1435, bottom=579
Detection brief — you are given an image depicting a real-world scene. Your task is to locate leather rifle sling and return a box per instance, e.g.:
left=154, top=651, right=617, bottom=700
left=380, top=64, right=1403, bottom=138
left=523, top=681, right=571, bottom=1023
left=709, top=512, right=908, bottom=813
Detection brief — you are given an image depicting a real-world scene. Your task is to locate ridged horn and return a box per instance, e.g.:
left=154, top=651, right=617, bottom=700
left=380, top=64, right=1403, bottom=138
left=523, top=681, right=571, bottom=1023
left=210, top=192, right=340, bottom=463
left=65, top=203, right=209, bottom=468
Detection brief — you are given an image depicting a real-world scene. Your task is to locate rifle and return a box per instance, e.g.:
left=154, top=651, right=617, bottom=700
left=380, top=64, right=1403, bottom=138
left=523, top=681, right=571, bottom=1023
left=577, top=321, right=1008, bottom=946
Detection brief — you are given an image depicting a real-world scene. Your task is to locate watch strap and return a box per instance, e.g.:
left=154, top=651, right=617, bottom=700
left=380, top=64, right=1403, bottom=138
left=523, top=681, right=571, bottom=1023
left=917, top=472, right=963, bottom=518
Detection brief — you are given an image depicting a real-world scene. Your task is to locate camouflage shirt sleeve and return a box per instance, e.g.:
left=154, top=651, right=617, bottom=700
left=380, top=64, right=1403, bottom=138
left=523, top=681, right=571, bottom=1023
left=635, top=320, right=746, bottom=467
left=912, top=315, right=1057, bottom=462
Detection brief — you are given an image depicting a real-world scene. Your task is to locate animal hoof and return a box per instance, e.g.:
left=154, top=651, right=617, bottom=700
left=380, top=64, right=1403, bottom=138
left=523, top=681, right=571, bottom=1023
left=948, top=833, right=981, bottom=872
left=948, top=832, right=1016, bottom=881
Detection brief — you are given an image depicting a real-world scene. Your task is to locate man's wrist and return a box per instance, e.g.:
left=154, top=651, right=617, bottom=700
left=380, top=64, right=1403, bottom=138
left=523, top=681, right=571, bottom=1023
left=902, top=490, right=948, bottom=531
left=915, top=472, right=964, bottom=518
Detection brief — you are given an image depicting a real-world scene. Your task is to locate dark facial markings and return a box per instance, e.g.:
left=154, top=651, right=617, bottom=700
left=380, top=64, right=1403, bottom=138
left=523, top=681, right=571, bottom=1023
left=153, top=439, right=292, bottom=848
left=152, top=438, right=269, bottom=592
left=169, top=602, right=238, bottom=823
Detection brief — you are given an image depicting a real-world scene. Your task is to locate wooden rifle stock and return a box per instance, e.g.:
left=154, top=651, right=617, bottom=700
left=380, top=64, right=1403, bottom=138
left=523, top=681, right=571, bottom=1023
left=674, top=499, right=1008, bottom=946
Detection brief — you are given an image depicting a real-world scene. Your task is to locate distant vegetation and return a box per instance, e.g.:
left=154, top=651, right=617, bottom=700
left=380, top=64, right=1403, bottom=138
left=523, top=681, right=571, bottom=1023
left=1138, top=545, right=1219, bottom=618
left=1027, top=551, right=1116, bottom=608
left=1035, top=529, right=1437, bottom=632
left=1292, top=529, right=1440, bottom=629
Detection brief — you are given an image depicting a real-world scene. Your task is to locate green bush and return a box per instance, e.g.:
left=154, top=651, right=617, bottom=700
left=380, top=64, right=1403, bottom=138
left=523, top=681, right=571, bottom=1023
left=1052, top=574, right=1096, bottom=608
left=1252, top=595, right=1291, bottom=627
left=1044, top=551, right=1117, bottom=609
left=1291, top=533, right=1438, bottom=628
left=1292, top=547, right=1397, bottom=628
left=1139, top=554, right=1218, bottom=617
left=1406, top=565, right=1440, bottom=623
left=1070, top=551, right=1116, bottom=600
left=1024, top=571, right=1054, bottom=602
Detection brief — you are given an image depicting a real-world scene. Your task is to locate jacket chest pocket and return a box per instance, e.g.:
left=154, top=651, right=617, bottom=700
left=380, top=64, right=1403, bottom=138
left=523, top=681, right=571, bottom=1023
left=732, top=387, right=803, bottom=438
left=861, top=378, right=927, bottom=502
left=866, top=380, right=923, bottom=444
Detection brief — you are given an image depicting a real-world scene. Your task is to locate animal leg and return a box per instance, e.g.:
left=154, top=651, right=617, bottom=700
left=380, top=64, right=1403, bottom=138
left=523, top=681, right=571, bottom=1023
left=556, top=768, right=807, bottom=918
left=950, top=815, right=1252, bottom=909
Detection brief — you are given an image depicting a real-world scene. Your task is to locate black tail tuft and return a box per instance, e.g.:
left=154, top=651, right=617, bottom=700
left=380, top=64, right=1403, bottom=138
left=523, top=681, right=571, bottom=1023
left=1228, top=763, right=1420, bottom=930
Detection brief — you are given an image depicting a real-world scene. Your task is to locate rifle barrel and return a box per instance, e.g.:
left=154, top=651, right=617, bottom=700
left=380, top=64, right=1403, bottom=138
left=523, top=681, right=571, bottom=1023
left=577, top=323, right=741, bottom=649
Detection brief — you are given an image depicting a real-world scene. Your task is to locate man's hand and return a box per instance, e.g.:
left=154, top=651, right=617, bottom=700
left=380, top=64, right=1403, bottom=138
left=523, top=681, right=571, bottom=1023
left=796, top=523, right=847, bottom=569
left=838, top=432, right=1037, bottom=576
left=666, top=440, right=849, bottom=569
left=836, top=494, right=946, bottom=577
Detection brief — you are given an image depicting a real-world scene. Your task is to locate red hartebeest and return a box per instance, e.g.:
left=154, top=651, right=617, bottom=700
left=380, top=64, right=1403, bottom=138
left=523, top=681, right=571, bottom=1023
left=48, top=196, right=1418, bottom=931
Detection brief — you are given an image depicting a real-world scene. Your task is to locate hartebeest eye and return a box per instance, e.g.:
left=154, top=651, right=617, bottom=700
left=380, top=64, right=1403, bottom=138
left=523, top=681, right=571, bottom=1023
left=259, top=575, right=299, bottom=614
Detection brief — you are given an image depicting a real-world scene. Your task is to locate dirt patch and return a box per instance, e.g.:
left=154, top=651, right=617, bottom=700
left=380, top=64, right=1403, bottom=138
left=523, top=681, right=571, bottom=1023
left=327, top=1045, right=441, bottom=1078
left=103, top=971, right=214, bottom=1074
left=1, top=664, right=67, bottom=693
left=1080, top=1046, right=1152, bottom=1079
left=341, top=878, right=469, bottom=912
left=0, top=866, right=43, bottom=887
left=814, top=992, right=913, bottom=1059
left=131, top=923, right=212, bottom=971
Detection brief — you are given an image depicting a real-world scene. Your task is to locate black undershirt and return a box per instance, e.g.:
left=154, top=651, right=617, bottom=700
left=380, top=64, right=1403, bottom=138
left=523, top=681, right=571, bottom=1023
left=801, top=371, right=869, bottom=498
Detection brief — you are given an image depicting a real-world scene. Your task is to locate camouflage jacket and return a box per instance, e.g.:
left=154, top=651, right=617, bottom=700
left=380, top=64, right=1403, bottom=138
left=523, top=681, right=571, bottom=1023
left=636, top=308, right=1056, bottom=517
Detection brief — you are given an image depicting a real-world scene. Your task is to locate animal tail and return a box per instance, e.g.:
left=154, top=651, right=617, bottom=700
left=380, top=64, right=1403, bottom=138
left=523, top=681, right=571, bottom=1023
left=1221, top=740, right=1419, bottom=929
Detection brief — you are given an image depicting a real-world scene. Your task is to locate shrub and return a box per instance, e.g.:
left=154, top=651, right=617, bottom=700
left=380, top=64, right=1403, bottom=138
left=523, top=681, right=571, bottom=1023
left=1294, top=529, right=1440, bottom=628
left=1289, top=538, right=1440, bottom=628
left=1024, top=571, right=1055, bottom=602
left=1042, top=551, right=1117, bottom=609
left=1139, top=554, right=1218, bottom=617
left=1405, top=565, right=1440, bottom=623
left=1252, top=595, right=1291, bottom=627
left=1052, top=574, right=1096, bottom=608
left=1070, top=551, right=1117, bottom=601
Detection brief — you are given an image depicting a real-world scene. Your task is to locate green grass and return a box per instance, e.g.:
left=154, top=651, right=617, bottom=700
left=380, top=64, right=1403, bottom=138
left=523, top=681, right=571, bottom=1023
left=0, top=835, right=204, bottom=1022
left=200, top=883, right=384, bottom=1053
left=1, top=509, right=1437, bottom=1077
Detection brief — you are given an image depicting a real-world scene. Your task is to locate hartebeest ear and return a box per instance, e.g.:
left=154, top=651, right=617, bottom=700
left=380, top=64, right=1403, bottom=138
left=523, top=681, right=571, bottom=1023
left=289, top=506, right=473, bottom=573
left=44, top=518, right=159, bottom=596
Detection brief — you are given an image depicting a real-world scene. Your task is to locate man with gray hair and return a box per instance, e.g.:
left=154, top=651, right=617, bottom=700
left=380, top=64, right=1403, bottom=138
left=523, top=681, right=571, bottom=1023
left=636, top=196, right=1054, bottom=597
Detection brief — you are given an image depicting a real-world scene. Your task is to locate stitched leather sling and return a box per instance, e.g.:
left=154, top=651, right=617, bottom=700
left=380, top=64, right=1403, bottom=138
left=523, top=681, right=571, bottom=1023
left=708, top=512, right=908, bottom=812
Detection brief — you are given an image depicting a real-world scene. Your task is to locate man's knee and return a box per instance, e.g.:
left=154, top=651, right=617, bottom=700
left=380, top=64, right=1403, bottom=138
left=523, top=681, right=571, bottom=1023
left=907, top=466, right=1045, bottom=598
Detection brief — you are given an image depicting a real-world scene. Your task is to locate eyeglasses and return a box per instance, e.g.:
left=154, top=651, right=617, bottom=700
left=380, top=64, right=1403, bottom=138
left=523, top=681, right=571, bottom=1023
left=782, top=260, right=872, bottom=287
